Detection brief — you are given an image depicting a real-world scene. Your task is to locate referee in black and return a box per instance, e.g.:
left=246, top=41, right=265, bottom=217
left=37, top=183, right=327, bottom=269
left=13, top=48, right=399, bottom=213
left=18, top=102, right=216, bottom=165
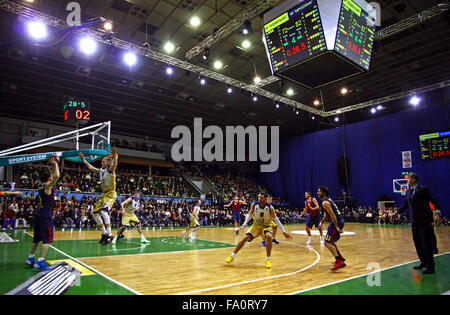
left=395, top=173, right=440, bottom=274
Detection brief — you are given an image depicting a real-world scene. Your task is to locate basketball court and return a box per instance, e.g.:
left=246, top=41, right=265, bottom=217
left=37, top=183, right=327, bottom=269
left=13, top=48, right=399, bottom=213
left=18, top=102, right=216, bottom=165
left=1, top=224, right=449, bottom=295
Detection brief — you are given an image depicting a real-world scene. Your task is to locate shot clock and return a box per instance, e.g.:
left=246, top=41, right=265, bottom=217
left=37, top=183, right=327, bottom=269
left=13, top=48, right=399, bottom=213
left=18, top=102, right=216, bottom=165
left=63, top=97, right=91, bottom=124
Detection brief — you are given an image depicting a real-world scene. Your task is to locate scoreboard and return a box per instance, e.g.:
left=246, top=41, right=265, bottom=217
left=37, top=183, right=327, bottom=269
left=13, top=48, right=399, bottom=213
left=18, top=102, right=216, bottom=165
left=263, top=0, right=326, bottom=73
left=63, top=98, right=91, bottom=124
left=419, top=131, right=450, bottom=161
left=334, top=0, right=376, bottom=70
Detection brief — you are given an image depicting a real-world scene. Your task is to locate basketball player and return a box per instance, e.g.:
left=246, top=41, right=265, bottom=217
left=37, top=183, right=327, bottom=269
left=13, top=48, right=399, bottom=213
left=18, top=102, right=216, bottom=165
left=262, top=195, right=280, bottom=246
left=300, top=191, right=323, bottom=244
left=111, top=191, right=149, bottom=244
left=225, top=192, right=293, bottom=269
left=79, top=146, right=118, bottom=245
left=25, top=155, right=59, bottom=271
left=317, top=186, right=346, bottom=271
left=181, top=200, right=210, bottom=239
left=224, top=195, right=247, bottom=235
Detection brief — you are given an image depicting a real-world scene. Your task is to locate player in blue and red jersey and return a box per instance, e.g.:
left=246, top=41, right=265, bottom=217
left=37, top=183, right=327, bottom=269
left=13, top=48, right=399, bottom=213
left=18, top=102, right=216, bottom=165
left=300, top=191, right=323, bottom=244
left=224, top=195, right=247, bottom=235
left=25, top=155, right=60, bottom=271
left=317, top=186, right=346, bottom=271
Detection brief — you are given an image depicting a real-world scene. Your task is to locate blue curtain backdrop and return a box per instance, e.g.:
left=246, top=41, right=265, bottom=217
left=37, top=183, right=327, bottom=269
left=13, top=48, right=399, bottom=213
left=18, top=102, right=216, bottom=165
left=260, top=102, right=450, bottom=217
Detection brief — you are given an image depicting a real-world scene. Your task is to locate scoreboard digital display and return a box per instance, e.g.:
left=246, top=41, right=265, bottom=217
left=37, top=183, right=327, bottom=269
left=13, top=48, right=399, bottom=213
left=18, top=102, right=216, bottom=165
left=335, top=0, right=376, bottom=70
left=419, top=131, right=450, bottom=161
left=263, top=0, right=326, bottom=73
left=63, top=98, right=91, bottom=123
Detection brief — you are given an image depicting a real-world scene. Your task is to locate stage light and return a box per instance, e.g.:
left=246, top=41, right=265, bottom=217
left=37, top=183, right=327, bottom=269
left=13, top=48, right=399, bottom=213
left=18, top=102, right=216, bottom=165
left=253, top=76, right=261, bottom=84
left=226, top=85, right=233, bottom=94
left=275, top=103, right=280, bottom=109
left=166, top=67, right=173, bottom=75
left=409, top=96, right=421, bottom=106
left=123, top=52, right=137, bottom=66
left=241, top=39, right=251, bottom=49
left=341, top=87, right=348, bottom=95
left=27, top=21, right=47, bottom=40
left=242, top=20, right=251, bottom=35
left=295, top=110, right=299, bottom=115
left=252, top=94, right=258, bottom=102
left=213, top=60, right=223, bottom=70
left=202, top=47, right=210, bottom=60
left=370, top=108, right=377, bottom=114
left=164, top=41, right=175, bottom=54
left=190, top=16, right=201, bottom=27
left=79, top=37, right=97, bottom=55
left=286, top=88, right=294, bottom=96
left=334, top=117, right=339, bottom=122
left=312, top=116, right=315, bottom=120
left=313, top=99, right=320, bottom=106
left=199, top=76, right=206, bottom=85
left=103, top=21, right=113, bottom=32
left=376, top=105, right=383, bottom=110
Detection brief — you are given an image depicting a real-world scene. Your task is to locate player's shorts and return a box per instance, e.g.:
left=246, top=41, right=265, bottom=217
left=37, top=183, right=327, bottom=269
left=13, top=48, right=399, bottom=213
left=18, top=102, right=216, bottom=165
left=190, top=216, right=200, bottom=228
left=306, top=215, right=321, bottom=229
left=270, top=221, right=277, bottom=229
left=93, top=190, right=117, bottom=213
left=233, top=211, right=240, bottom=223
left=33, top=217, right=54, bottom=244
left=246, top=223, right=272, bottom=242
left=325, top=219, right=345, bottom=243
left=122, top=212, right=140, bottom=227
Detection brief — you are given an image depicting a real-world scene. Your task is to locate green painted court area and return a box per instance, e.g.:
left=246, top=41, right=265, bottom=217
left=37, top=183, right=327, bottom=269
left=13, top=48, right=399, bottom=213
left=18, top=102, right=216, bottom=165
left=0, top=230, right=234, bottom=295
left=299, top=253, right=450, bottom=295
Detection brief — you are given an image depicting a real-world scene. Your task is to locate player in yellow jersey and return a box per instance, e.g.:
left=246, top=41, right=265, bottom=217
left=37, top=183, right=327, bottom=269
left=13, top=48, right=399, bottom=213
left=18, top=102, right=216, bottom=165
left=111, top=191, right=149, bottom=244
left=182, top=200, right=210, bottom=240
left=262, top=196, right=280, bottom=246
left=225, top=192, right=293, bottom=269
left=79, top=146, right=118, bottom=245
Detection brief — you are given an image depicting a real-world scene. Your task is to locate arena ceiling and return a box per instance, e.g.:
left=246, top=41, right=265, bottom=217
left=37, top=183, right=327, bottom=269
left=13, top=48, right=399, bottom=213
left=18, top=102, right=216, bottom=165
left=0, top=0, right=449, bottom=142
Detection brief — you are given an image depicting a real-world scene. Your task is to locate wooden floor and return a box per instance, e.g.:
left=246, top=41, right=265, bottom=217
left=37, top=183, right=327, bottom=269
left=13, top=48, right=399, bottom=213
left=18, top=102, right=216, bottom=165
left=44, top=224, right=450, bottom=295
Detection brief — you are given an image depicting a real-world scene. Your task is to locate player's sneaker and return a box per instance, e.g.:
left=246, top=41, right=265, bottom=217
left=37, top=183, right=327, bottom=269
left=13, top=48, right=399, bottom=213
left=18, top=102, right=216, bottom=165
left=265, top=259, right=272, bottom=269
left=102, top=235, right=113, bottom=245
left=225, top=256, right=234, bottom=263
left=273, top=239, right=279, bottom=244
left=111, top=236, right=117, bottom=245
left=235, top=228, right=239, bottom=236
left=261, top=240, right=266, bottom=247
left=331, top=259, right=346, bottom=271
left=33, top=260, right=50, bottom=271
left=181, top=230, right=187, bottom=237
left=99, top=234, right=107, bottom=244
left=140, top=237, right=150, bottom=243
left=25, top=257, right=35, bottom=267
left=306, top=237, right=313, bottom=245
left=118, top=234, right=125, bottom=239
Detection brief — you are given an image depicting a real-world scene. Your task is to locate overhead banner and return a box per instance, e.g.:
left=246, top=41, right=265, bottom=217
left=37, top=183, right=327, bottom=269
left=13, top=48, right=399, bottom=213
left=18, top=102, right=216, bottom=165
left=402, top=151, right=412, bottom=168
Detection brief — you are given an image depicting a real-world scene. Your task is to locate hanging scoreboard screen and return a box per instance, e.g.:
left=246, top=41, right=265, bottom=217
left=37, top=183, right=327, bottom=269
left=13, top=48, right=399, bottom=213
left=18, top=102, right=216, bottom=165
left=334, top=0, right=376, bottom=70
left=263, top=0, right=326, bottom=73
left=419, top=131, right=450, bottom=161
left=63, top=98, right=91, bottom=123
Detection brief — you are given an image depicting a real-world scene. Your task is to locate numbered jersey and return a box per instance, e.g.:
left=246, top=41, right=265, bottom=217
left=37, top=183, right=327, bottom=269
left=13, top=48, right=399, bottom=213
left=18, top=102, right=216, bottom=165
left=325, top=198, right=342, bottom=221
left=124, top=197, right=140, bottom=214
left=99, top=168, right=116, bottom=193
left=253, top=202, right=272, bottom=227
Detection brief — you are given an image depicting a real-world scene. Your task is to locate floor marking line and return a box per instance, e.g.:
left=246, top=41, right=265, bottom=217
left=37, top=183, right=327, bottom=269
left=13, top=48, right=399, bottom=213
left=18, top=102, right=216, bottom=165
left=175, top=242, right=321, bottom=295
left=24, top=232, right=142, bottom=295
left=288, top=251, right=450, bottom=295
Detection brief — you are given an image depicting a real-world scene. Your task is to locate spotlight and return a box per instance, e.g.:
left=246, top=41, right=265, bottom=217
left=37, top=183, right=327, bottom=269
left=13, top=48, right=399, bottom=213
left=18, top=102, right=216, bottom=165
left=241, top=39, right=251, bottom=49
left=103, top=21, right=113, bottom=32
left=409, top=96, right=421, bottom=106
left=79, top=37, right=97, bottom=55
left=253, top=76, right=261, bottom=84
left=252, top=94, right=258, bottom=102
left=166, top=67, right=173, bottom=75
left=202, top=47, right=210, bottom=61
left=312, top=116, right=315, bottom=120
left=123, top=52, right=137, bottom=66
left=27, top=21, right=47, bottom=40
left=286, top=88, right=294, bottom=96
left=199, top=76, right=206, bottom=85
left=164, top=41, right=175, bottom=54
left=213, top=60, right=223, bottom=70
left=370, top=108, right=377, bottom=114
left=226, top=85, right=233, bottom=94
left=190, top=16, right=201, bottom=27
left=313, top=99, right=320, bottom=106
left=376, top=105, right=383, bottom=110
left=341, top=87, right=348, bottom=95
left=334, top=116, right=340, bottom=122
left=295, top=110, right=299, bottom=115
left=242, top=20, right=251, bottom=35
left=275, top=103, right=280, bottom=109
